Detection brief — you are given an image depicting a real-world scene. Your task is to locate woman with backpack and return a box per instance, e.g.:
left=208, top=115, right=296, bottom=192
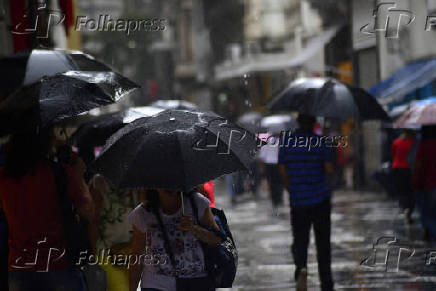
left=128, top=189, right=221, bottom=291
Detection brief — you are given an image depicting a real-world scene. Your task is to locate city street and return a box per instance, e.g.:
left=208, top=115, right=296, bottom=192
left=2, top=1, right=436, bottom=290
left=214, top=181, right=436, bottom=290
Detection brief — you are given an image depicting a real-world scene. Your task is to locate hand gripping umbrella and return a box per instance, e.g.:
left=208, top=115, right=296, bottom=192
left=268, top=77, right=390, bottom=121
left=91, top=109, right=261, bottom=191
left=0, top=71, right=139, bottom=135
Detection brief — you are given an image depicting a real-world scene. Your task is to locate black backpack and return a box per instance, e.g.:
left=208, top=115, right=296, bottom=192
left=51, top=162, right=90, bottom=267
left=188, top=195, right=238, bottom=288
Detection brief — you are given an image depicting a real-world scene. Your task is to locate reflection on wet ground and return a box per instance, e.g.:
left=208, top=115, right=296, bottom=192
left=214, top=181, right=436, bottom=290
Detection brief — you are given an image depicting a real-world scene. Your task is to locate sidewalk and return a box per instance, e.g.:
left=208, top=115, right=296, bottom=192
left=214, top=179, right=436, bottom=290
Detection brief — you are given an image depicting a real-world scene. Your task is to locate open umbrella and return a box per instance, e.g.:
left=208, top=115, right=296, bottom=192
left=0, top=48, right=111, bottom=97
left=237, top=111, right=263, bottom=133
left=268, top=77, right=390, bottom=120
left=91, top=109, right=260, bottom=191
left=150, top=99, right=198, bottom=110
left=0, top=71, right=139, bottom=135
left=260, top=114, right=297, bottom=134
left=71, top=106, right=164, bottom=147
left=394, top=98, right=436, bottom=127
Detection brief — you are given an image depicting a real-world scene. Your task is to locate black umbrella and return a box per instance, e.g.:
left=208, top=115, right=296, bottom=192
left=0, top=48, right=111, bottom=97
left=0, top=71, right=139, bottom=135
left=91, top=109, right=260, bottom=191
left=71, top=106, right=164, bottom=147
left=268, top=77, right=390, bottom=120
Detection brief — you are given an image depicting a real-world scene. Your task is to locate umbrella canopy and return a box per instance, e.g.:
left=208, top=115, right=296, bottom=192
left=394, top=100, right=436, bottom=127
left=91, top=109, right=260, bottom=191
left=71, top=106, right=164, bottom=147
left=150, top=99, right=198, bottom=110
left=260, top=114, right=297, bottom=134
left=268, top=77, right=390, bottom=120
left=237, top=111, right=263, bottom=133
left=0, top=71, right=139, bottom=135
left=0, top=48, right=111, bottom=97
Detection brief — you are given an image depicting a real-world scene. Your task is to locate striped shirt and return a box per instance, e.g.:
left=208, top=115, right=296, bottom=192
left=278, top=130, right=332, bottom=207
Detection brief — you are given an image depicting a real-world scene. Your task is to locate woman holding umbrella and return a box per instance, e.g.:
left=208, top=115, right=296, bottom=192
left=92, top=109, right=258, bottom=291
left=128, top=189, right=221, bottom=291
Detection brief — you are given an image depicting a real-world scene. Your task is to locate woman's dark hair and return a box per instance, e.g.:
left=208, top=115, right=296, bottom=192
left=145, top=189, right=193, bottom=212
left=4, top=128, right=53, bottom=178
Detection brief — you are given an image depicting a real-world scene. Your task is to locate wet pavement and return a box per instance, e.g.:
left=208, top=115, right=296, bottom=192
left=213, top=180, right=436, bottom=290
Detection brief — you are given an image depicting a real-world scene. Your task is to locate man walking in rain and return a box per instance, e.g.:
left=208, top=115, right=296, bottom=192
left=278, top=114, right=334, bottom=291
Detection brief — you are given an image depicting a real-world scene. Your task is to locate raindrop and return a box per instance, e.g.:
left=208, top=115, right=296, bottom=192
left=170, top=117, right=176, bottom=121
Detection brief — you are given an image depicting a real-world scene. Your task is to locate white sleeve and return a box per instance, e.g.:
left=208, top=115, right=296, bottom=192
left=192, top=192, right=210, bottom=220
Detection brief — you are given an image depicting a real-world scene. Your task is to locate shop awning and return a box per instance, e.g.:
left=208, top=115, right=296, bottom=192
left=369, top=58, right=436, bottom=106
left=214, top=27, right=339, bottom=81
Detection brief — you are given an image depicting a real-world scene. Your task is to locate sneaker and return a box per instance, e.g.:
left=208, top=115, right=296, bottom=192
left=296, top=268, right=307, bottom=291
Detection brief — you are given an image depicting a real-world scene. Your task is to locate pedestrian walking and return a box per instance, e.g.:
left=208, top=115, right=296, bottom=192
left=391, top=129, right=417, bottom=223
left=258, top=133, right=283, bottom=214
left=278, top=114, right=334, bottom=291
left=225, top=172, right=244, bottom=205
left=128, top=189, right=221, bottom=291
left=0, top=129, right=93, bottom=291
left=413, top=125, right=436, bottom=240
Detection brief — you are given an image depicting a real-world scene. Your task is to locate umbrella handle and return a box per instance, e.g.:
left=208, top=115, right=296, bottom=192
left=180, top=192, right=185, bottom=215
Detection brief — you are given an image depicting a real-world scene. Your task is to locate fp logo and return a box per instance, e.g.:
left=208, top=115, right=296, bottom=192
left=11, top=3, right=65, bottom=39
left=360, top=2, right=415, bottom=38
left=360, top=236, right=415, bottom=272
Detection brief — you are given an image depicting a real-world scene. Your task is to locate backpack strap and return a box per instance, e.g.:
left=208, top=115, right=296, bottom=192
left=188, top=194, right=226, bottom=241
left=144, top=204, right=179, bottom=278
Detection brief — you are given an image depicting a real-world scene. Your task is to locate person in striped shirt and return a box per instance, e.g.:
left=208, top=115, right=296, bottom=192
left=278, top=114, right=334, bottom=291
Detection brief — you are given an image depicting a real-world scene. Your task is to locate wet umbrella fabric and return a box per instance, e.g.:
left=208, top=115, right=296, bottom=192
left=0, top=48, right=111, bottom=97
left=150, top=99, right=198, bottom=110
left=91, top=109, right=260, bottom=191
left=394, top=102, right=436, bottom=127
left=0, top=71, right=139, bottom=135
left=71, top=106, right=164, bottom=147
left=268, top=77, right=390, bottom=120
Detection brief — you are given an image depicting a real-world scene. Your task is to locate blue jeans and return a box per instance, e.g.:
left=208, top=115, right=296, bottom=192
left=9, top=268, right=87, bottom=291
